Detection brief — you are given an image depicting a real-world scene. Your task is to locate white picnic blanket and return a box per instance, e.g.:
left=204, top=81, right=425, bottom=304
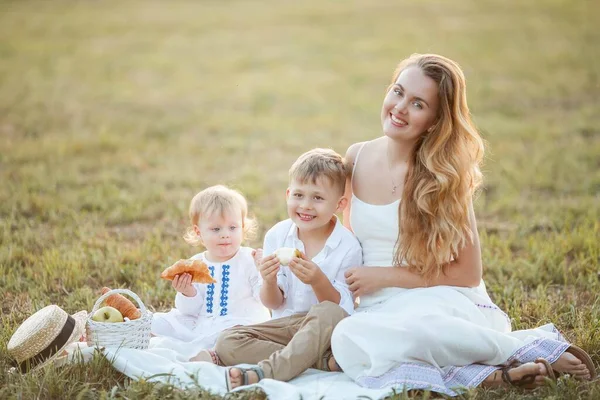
left=67, top=338, right=401, bottom=400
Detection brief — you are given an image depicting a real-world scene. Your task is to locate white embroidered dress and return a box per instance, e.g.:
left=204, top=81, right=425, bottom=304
left=330, top=145, right=571, bottom=396
left=151, top=247, right=270, bottom=353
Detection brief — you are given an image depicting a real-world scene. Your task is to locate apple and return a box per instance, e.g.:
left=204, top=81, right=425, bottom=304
left=92, top=306, right=124, bottom=323
left=274, top=247, right=302, bottom=266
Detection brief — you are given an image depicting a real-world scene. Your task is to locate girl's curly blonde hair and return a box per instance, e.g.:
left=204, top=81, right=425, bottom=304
left=392, top=54, right=485, bottom=280
left=183, top=185, right=257, bottom=247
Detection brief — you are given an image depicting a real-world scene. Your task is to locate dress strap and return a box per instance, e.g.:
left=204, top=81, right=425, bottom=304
left=351, top=142, right=367, bottom=192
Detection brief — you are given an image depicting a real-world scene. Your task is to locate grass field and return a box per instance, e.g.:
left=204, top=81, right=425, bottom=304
left=1, top=0, right=599, bottom=398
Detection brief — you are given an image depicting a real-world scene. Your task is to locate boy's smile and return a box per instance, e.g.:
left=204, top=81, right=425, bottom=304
left=286, top=178, right=346, bottom=234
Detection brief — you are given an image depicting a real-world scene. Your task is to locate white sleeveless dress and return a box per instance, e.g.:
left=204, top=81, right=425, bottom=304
left=330, top=144, right=571, bottom=396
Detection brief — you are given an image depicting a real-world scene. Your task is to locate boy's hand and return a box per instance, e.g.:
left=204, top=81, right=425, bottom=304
left=251, top=248, right=263, bottom=269
left=172, top=273, right=197, bottom=297
left=258, top=254, right=280, bottom=284
left=289, top=253, right=325, bottom=285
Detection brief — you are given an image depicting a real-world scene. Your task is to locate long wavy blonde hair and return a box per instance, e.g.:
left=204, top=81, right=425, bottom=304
left=392, top=54, right=485, bottom=280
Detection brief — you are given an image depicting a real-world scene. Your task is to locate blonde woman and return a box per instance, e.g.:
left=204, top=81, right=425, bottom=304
left=329, top=54, right=596, bottom=394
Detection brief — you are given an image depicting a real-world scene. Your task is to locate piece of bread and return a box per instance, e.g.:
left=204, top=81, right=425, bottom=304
left=274, top=247, right=303, bottom=265
left=100, top=287, right=142, bottom=320
left=160, top=259, right=217, bottom=284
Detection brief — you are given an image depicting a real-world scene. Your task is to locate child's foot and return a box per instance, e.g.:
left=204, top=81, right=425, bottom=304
left=190, top=349, right=220, bottom=365
left=482, top=360, right=550, bottom=389
left=551, top=350, right=592, bottom=380
left=327, top=355, right=342, bottom=372
left=227, top=367, right=261, bottom=390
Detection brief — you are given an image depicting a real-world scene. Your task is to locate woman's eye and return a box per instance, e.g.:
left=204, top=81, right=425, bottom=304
left=413, top=102, right=423, bottom=109
left=394, top=89, right=402, bottom=96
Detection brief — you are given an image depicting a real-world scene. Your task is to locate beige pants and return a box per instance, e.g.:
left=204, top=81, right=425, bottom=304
left=215, top=301, right=347, bottom=382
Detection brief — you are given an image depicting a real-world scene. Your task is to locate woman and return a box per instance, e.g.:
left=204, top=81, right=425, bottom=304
left=329, top=54, right=595, bottom=395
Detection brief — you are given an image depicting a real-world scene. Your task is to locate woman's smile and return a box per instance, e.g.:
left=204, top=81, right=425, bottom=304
left=390, top=114, right=408, bottom=127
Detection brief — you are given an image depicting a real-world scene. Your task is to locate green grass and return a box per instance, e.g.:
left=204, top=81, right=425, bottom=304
left=1, top=0, right=599, bottom=398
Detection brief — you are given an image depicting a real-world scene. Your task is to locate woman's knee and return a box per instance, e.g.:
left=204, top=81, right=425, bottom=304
left=331, top=316, right=356, bottom=349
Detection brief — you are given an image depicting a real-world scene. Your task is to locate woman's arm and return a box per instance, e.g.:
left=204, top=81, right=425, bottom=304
left=346, top=202, right=482, bottom=296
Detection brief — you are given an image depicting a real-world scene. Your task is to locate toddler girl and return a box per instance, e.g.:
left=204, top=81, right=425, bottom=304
left=151, top=185, right=270, bottom=360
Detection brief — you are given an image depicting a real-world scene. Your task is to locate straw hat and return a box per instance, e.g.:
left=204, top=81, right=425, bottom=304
left=7, top=305, right=87, bottom=372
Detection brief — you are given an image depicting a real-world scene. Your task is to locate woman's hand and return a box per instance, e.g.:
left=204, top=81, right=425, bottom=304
left=173, top=273, right=197, bottom=297
left=345, top=267, right=386, bottom=298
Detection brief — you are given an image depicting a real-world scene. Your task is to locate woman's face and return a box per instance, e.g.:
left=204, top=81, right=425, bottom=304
left=381, top=66, right=439, bottom=142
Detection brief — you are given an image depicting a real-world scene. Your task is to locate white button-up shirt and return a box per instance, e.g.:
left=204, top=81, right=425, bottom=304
left=260, top=217, right=362, bottom=318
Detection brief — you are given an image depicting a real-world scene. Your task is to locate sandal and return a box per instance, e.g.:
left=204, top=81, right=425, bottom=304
left=554, top=345, right=598, bottom=380
left=224, top=366, right=265, bottom=391
left=501, top=358, right=555, bottom=390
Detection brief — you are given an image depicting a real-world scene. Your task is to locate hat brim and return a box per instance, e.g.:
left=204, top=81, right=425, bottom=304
left=31, top=310, right=88, bottom=372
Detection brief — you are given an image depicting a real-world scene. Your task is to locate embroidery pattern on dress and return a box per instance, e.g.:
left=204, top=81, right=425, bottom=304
left=475, top=302, right=511, bottom=325
left=219, top=265, right=230, bottom=316
left=206, top=265, right=216, bottom=314
left=356, top=362, right=457, bottom=396
left=358, top=338, right=571, bottom=395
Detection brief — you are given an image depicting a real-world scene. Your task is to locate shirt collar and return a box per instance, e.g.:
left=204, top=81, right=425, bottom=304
left=285, top=216, right=343, bottom=252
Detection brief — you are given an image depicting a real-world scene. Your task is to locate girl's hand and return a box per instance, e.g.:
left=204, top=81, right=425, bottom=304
left=258, top=254, right=280, bottom=284
left=289, top=253, right=325, bottom=285
left=172, top=273, right=197, bottom=297
left=251, top=248, right=264, bottom=269
left=345, top=267, right=385, bottom=298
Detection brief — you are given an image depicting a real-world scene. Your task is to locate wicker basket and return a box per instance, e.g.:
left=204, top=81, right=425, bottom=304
left=86, top=289, right=152, bottom=350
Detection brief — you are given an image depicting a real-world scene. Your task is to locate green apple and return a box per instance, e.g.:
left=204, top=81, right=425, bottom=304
left=92, top=306, right=124, bottom=323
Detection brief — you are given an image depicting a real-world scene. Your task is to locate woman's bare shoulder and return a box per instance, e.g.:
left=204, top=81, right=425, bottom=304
left=345, top=141, right=368, bottom=165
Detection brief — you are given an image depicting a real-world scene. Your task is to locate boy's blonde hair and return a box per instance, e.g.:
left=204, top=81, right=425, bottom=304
left=289, top=148, right=347, bottom=195
left=183, top=185, right=257, bottom=247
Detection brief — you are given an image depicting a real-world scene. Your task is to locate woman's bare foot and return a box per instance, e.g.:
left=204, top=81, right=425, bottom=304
left=228, top=367, right=260, bottom=389
left=482, top=361, right=549, bottom=389
left=552, top=351, right=591, bottom=379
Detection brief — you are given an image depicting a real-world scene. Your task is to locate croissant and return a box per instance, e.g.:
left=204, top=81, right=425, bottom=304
left=100, top=287, right=141, bottom=320
left=160, top=259, right=216, bottom=284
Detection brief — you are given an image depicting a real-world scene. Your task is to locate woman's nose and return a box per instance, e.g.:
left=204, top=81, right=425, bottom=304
left=393, top=100, right=408, bottom=114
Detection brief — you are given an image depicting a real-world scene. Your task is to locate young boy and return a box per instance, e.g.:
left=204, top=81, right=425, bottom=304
left=213, top=148, right=362, bottom=389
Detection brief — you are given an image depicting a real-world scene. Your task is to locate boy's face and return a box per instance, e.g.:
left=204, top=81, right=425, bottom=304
left=286, top=178, right=346, bottom=233
left=196, top=209, right=244, bottom=262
